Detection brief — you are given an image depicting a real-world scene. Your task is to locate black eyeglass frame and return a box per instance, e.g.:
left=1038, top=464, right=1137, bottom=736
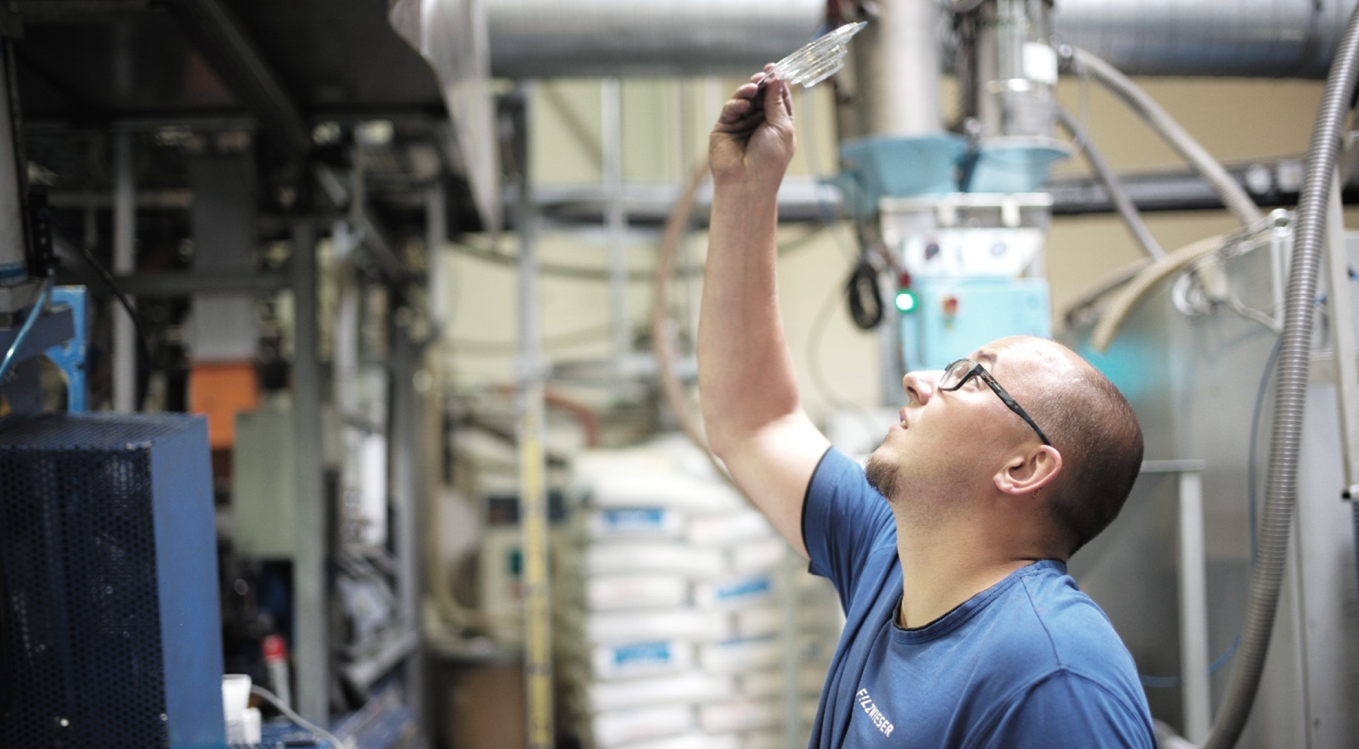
left=938, top=359, right=1052, bottom=446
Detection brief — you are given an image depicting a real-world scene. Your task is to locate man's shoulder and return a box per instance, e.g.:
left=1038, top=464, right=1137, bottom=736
left=1002, top=565, right=1144, bottom=692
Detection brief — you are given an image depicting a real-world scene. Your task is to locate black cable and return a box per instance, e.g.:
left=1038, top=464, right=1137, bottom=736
left=49, top=220, right=151, bottom=411
left=846, top=259, right=884, bottom=330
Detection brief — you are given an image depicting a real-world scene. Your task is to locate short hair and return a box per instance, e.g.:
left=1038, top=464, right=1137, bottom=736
left=1026, top=358, right=1144, bottom=556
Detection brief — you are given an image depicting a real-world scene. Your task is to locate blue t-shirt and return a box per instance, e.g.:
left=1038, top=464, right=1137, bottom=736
left=801, top=447, right=1156, bottom=748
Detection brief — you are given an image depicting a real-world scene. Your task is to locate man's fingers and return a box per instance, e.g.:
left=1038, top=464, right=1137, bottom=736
left=717, top=96, right=750, bottom=121
left=761, top=77, right=794, bottom=125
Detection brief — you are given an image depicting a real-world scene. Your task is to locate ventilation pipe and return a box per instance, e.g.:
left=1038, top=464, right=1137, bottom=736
left=1053, top=0, right=1357, bottom=78
left=477, top=0, right=1355, bottom=80
left=485, top=0, right=824, bottom=78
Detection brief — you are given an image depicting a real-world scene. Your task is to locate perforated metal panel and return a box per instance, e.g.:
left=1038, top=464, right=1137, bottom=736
left=0, top=413, right=225, bottom=749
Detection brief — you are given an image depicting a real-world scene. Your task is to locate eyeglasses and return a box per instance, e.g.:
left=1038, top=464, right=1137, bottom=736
left=938, top=359, right=1051, bottom=446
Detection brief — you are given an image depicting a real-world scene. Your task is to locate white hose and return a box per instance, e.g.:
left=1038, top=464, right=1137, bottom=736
left=1089, top=234, right=1228, bottom=352
left=1071, top=47, right=1264, bottom=228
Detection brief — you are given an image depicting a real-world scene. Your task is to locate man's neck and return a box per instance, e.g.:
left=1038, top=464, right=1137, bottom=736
left=892, top=517, right=1041, bottom=630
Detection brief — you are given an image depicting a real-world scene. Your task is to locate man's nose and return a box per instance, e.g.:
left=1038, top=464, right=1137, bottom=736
left=901, top=370, right=942, bottom=405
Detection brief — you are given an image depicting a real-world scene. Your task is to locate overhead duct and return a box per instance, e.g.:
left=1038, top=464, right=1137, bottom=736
left=485, top=0, right=824, bottom=78
left=1053, top=0, right=1358, bottom=78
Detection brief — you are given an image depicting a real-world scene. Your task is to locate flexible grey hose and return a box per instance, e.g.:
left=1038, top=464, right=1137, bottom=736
left=1200, top=3, right=1359, bottom=748
left=1057, top=106, right=1166, bottom=261
left=1071, top=47, right=1264, bottom=229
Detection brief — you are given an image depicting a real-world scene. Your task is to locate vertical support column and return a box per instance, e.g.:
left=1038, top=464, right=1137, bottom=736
left=601, top=78, right=630, bottom=367
left=513, top=84, right=554, bottom=749
left=290, top=218, right=328, bottom=725
left=112, top=132, right=136, bottom=412
left=425, top=183, right=449, bottom=329
left=390, top=309, right=424, bottom=731
left=1323, top=170, right=1359, bottom=499
left=1177, top=470, right=1211, bottom=743
left=0, top=41, right=27, bottom=284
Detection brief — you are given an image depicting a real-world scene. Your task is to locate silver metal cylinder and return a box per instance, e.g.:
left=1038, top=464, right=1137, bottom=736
left=1053, top=0, right=1358, bottom=78
left=858, top=0, right=945, bottom=137
left=486, top=0, right=824, bottom=78
left=978, top=0, right=1057, bottom=140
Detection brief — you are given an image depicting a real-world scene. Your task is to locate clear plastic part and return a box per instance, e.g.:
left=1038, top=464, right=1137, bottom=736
left=759, top=22, right=867, bottom=89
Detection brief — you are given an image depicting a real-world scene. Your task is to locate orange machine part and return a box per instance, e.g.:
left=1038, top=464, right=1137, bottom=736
left=189, top=361, right=260, bottom=449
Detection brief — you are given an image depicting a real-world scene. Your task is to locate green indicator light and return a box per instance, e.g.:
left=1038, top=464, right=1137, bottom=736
left=895, top=290, right=918, bottom=313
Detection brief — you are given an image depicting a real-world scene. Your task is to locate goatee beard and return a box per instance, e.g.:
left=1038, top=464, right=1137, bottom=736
left=864, top=452, right=897, bottom=501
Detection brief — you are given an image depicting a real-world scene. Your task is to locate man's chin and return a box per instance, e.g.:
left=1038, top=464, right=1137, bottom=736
left=863, top=450, right=897, bottom=501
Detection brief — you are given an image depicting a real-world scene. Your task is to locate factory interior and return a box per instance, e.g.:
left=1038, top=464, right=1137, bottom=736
left=1, top=0, right=1359, bottom=747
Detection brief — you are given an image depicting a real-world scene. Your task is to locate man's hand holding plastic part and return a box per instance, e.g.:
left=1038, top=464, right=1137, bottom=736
left=708, top=67, right=796, bottom=190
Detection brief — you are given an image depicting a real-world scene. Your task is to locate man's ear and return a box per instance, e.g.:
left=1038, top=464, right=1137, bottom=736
left=993, top=444, right=1062, bottom=496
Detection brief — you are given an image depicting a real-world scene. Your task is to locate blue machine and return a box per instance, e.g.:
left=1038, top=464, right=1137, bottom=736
left=901, top=277, right=1051, bottom=371
left=0, top=413, right=226, bottom=749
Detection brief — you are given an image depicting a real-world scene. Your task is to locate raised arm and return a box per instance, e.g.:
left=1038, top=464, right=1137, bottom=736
left=698, top=72, right=831, bottom=558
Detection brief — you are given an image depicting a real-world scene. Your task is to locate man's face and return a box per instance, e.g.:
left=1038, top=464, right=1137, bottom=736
left=865, top=337, right=1057, bottom=505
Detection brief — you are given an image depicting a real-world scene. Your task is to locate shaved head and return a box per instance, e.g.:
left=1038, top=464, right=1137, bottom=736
left=1003, top=338, right=1143, bottom=556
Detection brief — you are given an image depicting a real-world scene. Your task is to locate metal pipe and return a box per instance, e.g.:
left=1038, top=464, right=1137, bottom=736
left=479, top=0, right=1359, bottom=81
left=290, top=217, right=328, bottom=725
left=1177, top=470, right=1210, bottom=744
left=112, top=131, right=136, bottom=412
left=510, top=83, right=554, bottom=749
left=1201, top=3, right=1359, bottom=747
left=486, top=0, right=824, bottom=78
left=1056, top=107, right=1165, bottom=260
left=857, top=0, right=943, bottom=137
left=601, top=78, right=631, bottom=365
left=1054, top=0, right=1357, bottom=78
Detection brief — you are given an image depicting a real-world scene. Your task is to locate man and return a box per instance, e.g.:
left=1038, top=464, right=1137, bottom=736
left=698, top=69, right=1156, bottom=748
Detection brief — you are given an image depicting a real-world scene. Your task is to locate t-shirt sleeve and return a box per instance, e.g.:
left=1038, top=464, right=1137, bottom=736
left=970, top=671, right=1157, bottom=749
left=802, top=446, right=896, bottom=604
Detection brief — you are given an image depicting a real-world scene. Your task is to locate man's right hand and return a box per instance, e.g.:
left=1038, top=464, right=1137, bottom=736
left=709, top=68, right=797, bottom=190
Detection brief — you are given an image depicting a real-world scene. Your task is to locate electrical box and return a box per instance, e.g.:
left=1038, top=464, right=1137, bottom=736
left=901, top=277, right=1051, bottom=371
left=0, top=413, right=225, bottom=749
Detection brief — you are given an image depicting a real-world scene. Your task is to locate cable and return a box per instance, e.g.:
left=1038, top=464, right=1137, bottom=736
left=250, top=684, right=348, bottom=749
left=50, top=219, right=151, bottom=410
left=846, top=259, right=883, bottom=330
left=797, top=78, right=857, bottom=264
left=1056, top=106, right=1166, bottom=261
left=0, top=273, right=55, bottom=386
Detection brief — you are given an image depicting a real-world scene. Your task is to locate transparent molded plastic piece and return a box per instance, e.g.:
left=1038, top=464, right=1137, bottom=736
left=760, top=22, right=867, bottom=89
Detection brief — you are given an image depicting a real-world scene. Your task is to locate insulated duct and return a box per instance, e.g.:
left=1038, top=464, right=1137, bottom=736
left=485, top=0, right=824, bottom=78
left=1053, top=0, right=1358, bottom=78
left=479, top=0, right=1357, bottom=81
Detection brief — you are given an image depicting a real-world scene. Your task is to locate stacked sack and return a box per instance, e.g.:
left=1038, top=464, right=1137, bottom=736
left=556, top=436, right=843, bottom=749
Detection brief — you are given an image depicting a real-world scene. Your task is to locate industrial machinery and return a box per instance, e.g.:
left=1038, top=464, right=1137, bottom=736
left=1, top=1, right=1357, bottom=748
left=0, top=414, right=225, bottom=749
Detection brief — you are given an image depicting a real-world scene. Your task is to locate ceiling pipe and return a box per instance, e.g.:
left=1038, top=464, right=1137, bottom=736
left=477, top=0, right=1356, bottom=80
left=1053, top=0, right=1358, bottom=78
left=485, top=0, right=825, bottom=79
